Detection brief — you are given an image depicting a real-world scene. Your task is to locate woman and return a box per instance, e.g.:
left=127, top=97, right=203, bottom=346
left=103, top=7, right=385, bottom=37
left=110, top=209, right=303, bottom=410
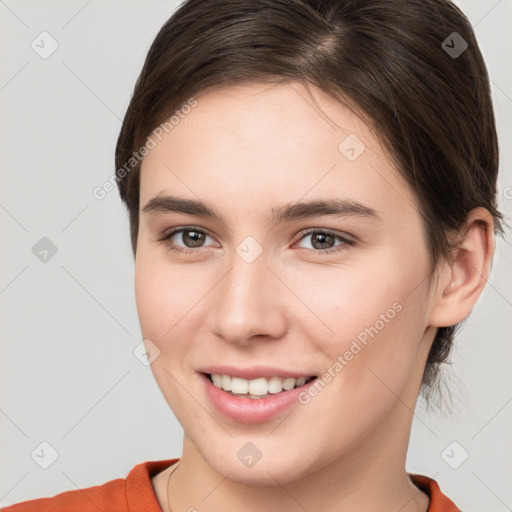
left=3, top=0, right=503, bottom=510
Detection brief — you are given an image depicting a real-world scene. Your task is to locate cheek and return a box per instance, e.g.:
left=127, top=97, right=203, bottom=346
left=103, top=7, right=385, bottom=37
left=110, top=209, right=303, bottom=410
left=134, top=250, right=201, bottom=414
left=135, top=255, right=164, bottom=338
left=309, top=257, right=429, bottom=391
left=134, top=248, right=189, bottom=346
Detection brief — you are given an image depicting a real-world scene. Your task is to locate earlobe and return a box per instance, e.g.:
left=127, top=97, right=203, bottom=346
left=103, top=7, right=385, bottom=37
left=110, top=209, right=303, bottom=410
left=429, top=207, right=495, bottom=328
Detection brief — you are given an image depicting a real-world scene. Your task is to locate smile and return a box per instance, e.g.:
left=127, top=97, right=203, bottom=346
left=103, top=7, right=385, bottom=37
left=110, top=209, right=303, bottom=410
left=208, top=373, right=317, bottom=399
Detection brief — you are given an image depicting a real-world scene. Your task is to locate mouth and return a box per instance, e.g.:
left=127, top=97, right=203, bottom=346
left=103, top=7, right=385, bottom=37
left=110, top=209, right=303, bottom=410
left=203, top=372, right=318, bottom=399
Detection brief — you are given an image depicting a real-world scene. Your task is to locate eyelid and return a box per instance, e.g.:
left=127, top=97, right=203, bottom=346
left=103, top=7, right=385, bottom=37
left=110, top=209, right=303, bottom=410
left=161, top=225, right=213, bottom=239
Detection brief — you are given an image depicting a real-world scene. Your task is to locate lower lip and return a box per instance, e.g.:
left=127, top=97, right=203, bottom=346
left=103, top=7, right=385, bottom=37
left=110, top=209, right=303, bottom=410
left=201, top=373, right=317, bottom=424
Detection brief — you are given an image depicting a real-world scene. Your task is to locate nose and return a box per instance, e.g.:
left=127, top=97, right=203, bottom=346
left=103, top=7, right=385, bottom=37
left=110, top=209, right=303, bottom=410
left=207, top=248, right=288, bottom=346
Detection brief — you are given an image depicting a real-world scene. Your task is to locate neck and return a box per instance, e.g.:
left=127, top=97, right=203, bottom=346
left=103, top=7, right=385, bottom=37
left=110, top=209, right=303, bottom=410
left=157, top=405, right=429, bottom=512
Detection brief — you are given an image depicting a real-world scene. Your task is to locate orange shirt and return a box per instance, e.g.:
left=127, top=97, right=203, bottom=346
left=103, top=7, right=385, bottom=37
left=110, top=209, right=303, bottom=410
left=1, top=458, right=460, bottom=511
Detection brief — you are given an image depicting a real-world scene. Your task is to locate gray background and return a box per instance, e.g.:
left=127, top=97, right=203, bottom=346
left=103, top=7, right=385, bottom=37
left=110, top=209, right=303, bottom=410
left=1, top=1, right=511, bottom=510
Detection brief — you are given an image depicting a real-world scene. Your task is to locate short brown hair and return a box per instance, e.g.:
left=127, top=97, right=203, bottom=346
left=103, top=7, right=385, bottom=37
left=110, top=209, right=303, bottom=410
left=115, top=0, right=503, bottom=405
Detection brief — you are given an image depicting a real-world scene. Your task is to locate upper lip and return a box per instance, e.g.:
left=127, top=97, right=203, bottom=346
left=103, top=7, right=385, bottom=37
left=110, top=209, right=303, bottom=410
left=197, top=365, right=317, bottom=380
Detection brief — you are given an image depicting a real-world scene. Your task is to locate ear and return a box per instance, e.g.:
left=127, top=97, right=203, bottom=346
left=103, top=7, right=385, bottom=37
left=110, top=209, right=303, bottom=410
left=428, top=207, right=496, bottom=328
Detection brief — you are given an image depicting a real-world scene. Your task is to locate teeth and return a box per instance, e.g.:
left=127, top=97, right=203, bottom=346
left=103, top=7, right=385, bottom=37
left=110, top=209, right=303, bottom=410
left=209, top=373, right=314, bottom=397
left=211, top=374, right=223, bottom=388
left=231, top=377, right=249, bottom=394
left=248, top=377, right=268, bottom=395
left=221, top=374, right=232, bottom=391
left=268, top=376, right=284, bottom=394
left=295, top=376, right=307, bottom=387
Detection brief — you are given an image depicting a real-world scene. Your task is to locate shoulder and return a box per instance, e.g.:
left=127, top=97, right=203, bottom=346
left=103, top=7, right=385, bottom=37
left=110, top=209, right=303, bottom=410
left=0, top=476, right=126, bottom=512
left=1, top=459, right=178, bottom=512
left=409, top=473, right=461, bottom=511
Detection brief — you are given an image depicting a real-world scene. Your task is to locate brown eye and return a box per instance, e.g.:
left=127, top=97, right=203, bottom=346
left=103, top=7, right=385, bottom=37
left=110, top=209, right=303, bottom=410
left=295, top=229, right=355, bottom=255
left=158, top=227, right=217, bottom=254
left=177, top=229, right=206, bottom=248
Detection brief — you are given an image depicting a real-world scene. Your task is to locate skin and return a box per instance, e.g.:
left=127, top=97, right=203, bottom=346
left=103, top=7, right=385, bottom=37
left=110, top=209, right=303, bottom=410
left=134, top=81, right=494, bottom=512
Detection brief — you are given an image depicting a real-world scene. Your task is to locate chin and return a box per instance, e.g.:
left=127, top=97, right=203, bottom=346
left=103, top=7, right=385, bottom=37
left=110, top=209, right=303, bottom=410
left=198, top=440, right=317, bottom=487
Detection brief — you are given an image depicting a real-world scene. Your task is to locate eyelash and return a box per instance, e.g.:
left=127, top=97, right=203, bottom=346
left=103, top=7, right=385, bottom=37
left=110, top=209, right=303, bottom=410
left=157, top=226, right=356, bottom=256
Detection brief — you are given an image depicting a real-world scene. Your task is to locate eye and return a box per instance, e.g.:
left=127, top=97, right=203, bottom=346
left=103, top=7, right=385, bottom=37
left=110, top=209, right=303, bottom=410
left=157, top=227, right=218, bottom=255
left=294, top=229, right=355, bottom=255
left=157, top=227, right=355, bottom=256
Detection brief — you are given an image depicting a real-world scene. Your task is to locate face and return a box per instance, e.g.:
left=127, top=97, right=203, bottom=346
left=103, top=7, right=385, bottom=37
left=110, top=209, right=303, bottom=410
left=135, top=81, right=437, bottom=485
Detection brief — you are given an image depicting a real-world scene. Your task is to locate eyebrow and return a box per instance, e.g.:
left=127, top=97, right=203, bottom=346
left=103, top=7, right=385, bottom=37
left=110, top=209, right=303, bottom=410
left=142, top=194, right=380, bottom=224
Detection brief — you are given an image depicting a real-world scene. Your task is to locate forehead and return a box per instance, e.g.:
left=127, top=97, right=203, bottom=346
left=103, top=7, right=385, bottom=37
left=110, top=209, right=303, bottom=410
left=139, top=81, right=416, bottom=222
